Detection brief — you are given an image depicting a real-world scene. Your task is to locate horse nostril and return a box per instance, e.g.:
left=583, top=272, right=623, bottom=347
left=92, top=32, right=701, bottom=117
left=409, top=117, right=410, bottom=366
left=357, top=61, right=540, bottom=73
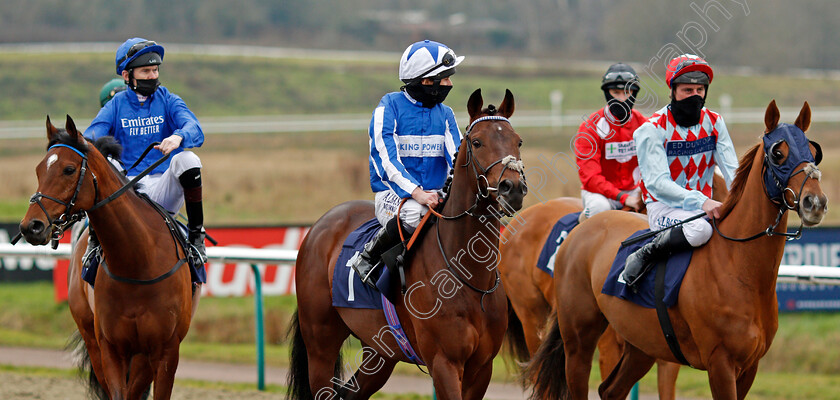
left=498, top=179, right=513, bottom=195
left=802, top=195, right=814, bottom=211
left=28, top=220, right=45, bottom=235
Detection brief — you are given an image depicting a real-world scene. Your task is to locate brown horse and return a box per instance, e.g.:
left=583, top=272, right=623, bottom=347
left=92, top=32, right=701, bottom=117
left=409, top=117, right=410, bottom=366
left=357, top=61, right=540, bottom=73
left=19, top=116, right=195, bottom=399
left=500, top=198, right=685, bottom=399
left=287, top=89, right=527, bottom=399
left=503, top=176, right=728, bottom=399
left=525, top=100, right=827, bottom=400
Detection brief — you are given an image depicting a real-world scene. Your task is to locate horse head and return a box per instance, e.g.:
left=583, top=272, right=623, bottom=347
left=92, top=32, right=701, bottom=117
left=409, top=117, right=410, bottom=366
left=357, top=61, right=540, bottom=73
left=762, top=100, right=827, bottom=226
left=19, top=116, right=103, bottom=245
left=458, top=88, right=527, bottom=214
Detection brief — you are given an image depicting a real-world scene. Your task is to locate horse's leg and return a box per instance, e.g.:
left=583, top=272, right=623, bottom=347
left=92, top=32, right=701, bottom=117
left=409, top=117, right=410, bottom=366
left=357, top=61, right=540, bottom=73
left=461, top=361, right=494, bottom=400
left=555, top=290, right=607, bottom=399
left=299, top=307, right=351, bottom=395
left=339, top=351, right=397, bottom=400
left=98, top=339, right=130, bottom=399
left=596, top=326, right=623, bottom=381
left=735, top=362, right=759, bottom=400
left=706, top=348, right=738, bottom=400
left=656, top=360, right=681, bottom=400
left=126, top=354, right=153, bottom=400
left=512, top=286, right=553, bottom=355
left=151, top=341, right=181, bottom=400
left=597, top=343, right=656, bottom=400
left=429, top=356, right=465, bottom=400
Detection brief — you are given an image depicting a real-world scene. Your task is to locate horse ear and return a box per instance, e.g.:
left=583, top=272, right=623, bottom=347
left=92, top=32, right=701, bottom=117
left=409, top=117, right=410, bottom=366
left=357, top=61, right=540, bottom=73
left=46, top=115, right=60, bottom=142
left=497, top=89, right=515, bottom=119
left=794, top=101, right=811, bottom=132
left=467, top=88, right=483, bottom=120
left=65, top=115, right=82, bottom=141
left=764, top=99, right=780, bottom=134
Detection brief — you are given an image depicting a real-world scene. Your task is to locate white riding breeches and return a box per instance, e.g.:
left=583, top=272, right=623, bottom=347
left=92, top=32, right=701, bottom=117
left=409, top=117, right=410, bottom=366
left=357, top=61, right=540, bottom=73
left=581, top=189, right=626, bottom=219
left=374, top=190, right=428, bottom=229
left=646, top=201, right=712, bottom=247
left=130, top=151, right=202, bottom=214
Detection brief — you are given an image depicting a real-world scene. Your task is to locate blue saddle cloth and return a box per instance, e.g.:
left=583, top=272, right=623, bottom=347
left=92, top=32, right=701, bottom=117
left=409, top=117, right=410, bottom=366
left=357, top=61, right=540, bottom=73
left=601, top=229, right=693, bottom=308
left=332, top=218, right=384, bottom=310
left=536, top=212, right=582, bottom=277
left=81, top=220, right=206, bottom=286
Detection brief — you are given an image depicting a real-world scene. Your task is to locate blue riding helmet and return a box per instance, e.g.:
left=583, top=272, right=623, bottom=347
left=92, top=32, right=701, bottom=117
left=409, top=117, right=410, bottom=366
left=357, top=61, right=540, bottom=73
left=762, top=123, right=821, bottom=202
left=115, top=38, right=165, bottom=75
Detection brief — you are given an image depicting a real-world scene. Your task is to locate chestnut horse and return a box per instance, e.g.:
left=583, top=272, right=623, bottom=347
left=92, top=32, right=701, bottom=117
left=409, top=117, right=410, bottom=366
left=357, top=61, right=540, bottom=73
left=287, top=89, right=527, bottom=399
left=503, top=176, right=728, bottom=399
left=502, top=198, right=687, bottom=399
left=525, top=100, right=827, bottom=399
left=19, top=116, right=195, bottom=399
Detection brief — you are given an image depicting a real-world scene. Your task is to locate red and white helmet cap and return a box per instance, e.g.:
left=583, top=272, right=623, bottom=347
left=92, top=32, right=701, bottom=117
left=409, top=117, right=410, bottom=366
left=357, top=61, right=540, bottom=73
left=665, top=54, right=714, bottom=89
left=399, top=40, right=464, bottom=83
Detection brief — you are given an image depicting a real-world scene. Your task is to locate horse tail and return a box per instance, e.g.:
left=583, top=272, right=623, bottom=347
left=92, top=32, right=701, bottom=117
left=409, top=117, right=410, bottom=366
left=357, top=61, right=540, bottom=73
left=66, top=331, right=108, bottom=400
left=286, top=309, right=313, bottom=400
left=503, top=296, right=531, bottom=366
left=523, top=315, right=569, bottom=400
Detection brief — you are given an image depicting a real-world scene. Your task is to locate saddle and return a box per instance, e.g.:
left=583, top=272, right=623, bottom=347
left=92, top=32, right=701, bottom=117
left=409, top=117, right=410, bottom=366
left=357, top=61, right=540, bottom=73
left=81, top=193, right=206, bottom=287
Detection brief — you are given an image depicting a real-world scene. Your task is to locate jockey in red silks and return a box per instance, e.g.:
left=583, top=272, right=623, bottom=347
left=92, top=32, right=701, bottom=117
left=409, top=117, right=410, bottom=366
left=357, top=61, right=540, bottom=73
left=574, top=63, right=647, bottom=222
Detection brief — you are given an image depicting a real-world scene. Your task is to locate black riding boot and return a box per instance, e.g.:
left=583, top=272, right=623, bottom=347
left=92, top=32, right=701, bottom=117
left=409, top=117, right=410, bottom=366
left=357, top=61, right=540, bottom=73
left=188, top=226, right=207, bottom=264
left=352, top=217, right=403, bottom=289
left=82, top=227, right=100, bottom=270
left=621, top=225, right=692, bottom=292
left=180, top=168, right=207, bottom=265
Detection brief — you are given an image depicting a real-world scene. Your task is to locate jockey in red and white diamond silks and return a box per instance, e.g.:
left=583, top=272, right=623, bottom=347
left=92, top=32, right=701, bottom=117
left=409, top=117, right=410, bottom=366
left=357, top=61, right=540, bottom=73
left=621, top=54, right=739, bottom=289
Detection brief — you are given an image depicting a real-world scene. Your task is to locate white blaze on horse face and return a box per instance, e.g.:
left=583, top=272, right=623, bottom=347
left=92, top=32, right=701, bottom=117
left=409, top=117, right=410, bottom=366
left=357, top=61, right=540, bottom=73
left=46, top=154, right=58, bottom=171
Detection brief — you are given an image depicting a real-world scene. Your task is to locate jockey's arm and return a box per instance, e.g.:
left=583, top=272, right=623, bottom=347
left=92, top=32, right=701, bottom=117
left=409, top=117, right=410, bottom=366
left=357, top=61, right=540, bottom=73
left=574, top=130, right=626, bottom=203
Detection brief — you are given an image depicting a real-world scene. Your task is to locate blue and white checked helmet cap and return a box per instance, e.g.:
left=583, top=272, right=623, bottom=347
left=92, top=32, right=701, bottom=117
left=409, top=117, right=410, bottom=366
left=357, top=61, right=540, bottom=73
left=398, top=40, right=464, bottom=82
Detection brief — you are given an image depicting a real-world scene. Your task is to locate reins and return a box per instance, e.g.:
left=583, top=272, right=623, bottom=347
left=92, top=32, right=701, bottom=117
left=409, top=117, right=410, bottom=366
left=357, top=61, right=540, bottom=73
left=622, top=138, right=819, bottom=247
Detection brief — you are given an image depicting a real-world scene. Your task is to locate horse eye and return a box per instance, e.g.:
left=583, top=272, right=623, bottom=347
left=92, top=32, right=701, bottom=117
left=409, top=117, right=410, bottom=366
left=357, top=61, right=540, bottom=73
left=63, top=166, right=76, bottom=175
left=518, top=140, right=523, bottom=148
left=772, top=150, right=784, bottom=163
left=472, top=139, right=482, bottom=148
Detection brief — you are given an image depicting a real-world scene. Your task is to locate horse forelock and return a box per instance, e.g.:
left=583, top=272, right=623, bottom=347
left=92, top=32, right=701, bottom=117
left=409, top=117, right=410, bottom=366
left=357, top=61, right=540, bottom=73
left=482, top=105, right=498, bottom=116
left=46, top=129, right=90, bottom=155
left=719, top=143, right=760, bottom=218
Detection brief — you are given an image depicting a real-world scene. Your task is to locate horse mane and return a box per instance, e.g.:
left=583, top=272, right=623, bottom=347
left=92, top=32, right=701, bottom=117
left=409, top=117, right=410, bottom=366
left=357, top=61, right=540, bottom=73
left=719, top=143, right=761, bottom=219
left=93, top=136, right=123, bottom=160
left=45, top=130, right=122, bottom=162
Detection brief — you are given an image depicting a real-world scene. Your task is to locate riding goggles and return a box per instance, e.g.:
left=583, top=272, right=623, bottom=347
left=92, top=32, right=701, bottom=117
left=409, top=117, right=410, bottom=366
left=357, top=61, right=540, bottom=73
left=118, top=40, right=158, bottom=65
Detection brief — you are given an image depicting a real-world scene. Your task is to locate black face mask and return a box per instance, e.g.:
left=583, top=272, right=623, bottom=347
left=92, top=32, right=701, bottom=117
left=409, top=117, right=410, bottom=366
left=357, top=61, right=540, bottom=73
left=133, top=78, right=160, bottom=97
left=404, top=82, right=452, bottom=108
left=604, top=91, right=636, bottom=125
left=670, top=94, right=705, bottom=127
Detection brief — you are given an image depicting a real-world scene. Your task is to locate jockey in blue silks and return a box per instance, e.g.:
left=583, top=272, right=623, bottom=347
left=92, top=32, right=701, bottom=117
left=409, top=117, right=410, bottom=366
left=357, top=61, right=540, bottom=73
left=83, top=38, right=207, bottom=292
left=352, top=40, right=464, bottom=288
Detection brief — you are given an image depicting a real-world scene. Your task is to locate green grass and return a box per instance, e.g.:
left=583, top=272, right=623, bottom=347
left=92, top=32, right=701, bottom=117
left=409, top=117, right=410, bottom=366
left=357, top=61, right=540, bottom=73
left=4, top=51, right=840, bottom=122
left=4, top=282, right=840, bottom=399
